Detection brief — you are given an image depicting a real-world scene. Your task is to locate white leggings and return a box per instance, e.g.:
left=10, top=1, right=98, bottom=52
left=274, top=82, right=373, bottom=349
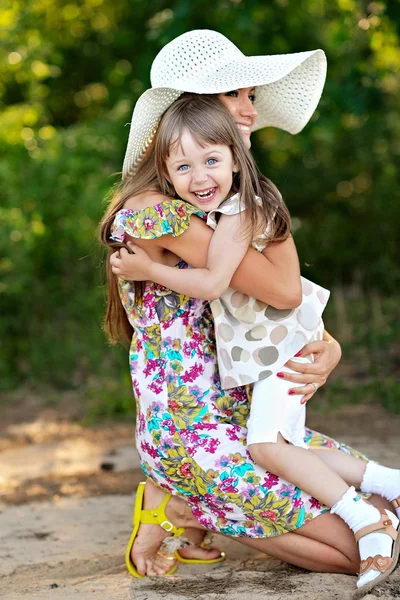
left=246, top=355, right=315, bottom=449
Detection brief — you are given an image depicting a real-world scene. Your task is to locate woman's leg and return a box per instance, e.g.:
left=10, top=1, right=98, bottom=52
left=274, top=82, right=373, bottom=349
left=132, top=479, right=393, bottom=576
left=239, top=494, right=393, bottom=574
left=233, top=511, right=359, bottom=574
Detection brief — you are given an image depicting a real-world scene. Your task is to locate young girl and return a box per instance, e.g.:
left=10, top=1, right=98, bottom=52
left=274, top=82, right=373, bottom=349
left=109, top=94, right=400, bottom=595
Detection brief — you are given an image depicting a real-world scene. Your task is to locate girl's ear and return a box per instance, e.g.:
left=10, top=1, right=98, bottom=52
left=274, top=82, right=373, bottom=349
left=233, top=162, right=240, bottom=174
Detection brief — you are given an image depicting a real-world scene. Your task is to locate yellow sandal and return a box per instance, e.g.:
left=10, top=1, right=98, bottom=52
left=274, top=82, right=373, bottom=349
left=126, top=482, right=225, bottom=577
left=175, top=532, right=226, bottom=564
left=125, top=481, right=184, bottom=578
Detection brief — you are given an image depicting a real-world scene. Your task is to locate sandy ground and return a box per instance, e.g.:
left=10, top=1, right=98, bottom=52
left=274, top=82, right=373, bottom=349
left=1, top=393, right=400, bottom=600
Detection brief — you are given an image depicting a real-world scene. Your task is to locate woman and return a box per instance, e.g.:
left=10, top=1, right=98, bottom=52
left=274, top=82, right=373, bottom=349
left=102, top=30, right=394, bottom=585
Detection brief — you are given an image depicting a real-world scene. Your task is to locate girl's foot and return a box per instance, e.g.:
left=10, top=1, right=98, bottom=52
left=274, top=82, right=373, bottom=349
left=355, top=508, right=400, bottom=597
left=130, top=481, right=223, bottom=576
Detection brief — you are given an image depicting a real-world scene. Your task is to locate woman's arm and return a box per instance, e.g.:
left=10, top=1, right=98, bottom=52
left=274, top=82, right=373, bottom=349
left=275, top=329, right=342, bottom=404
left=119, top=214, right=302, bottom=308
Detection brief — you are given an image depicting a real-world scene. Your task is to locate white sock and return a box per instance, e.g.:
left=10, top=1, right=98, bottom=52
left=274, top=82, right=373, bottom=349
left=331, top=487, right=398, bottom=590
left=331, top=486, right=380, bottom=532
left=361, top=461, right=400, bottom=517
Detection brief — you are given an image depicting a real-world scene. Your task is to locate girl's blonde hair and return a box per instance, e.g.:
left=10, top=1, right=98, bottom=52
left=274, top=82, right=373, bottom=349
left=99, top=93, right=291, bottom=345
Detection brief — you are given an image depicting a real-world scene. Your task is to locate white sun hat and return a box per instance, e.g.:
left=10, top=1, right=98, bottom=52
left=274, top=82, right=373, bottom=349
left=122, top=29, right=327, bottom=179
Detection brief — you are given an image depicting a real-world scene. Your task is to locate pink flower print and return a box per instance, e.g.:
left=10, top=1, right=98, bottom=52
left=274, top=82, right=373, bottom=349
left=159, top=481, right=173, bottom=494
left=140, top=441, right=159, bottom=459
left=206, top=438, right=220, bottom=454
left=309, top=496, right=321, bottom=509
left=133, top=380, right=141, bottom=399
left=212, top=508, right=227, bottom=518
left=181, top=363, right=204, bottom=383
left=260, top=510, right=278, bottom=522
left=324, top=440, right=336, bottom=449
left=243, top=484, right=258, bottom=500
left=197, top=422, right=218, bottom=431
left=278, top=484, right=296, bottom=499
left=168, top=399, right=180, bottom=412
left=230, top=387, right=246, bottom=402
left=143, top=359, right=159, bottom=377
left=129, top=360, right=138, bottom=375
left=250, top=523, right=265, bottom=536
left=159, top=437, right=175, bottom=453
left=150, top=400, right=163, bottom=413
left=148, top=382, right=163, bottom=395
left=293, top=497, right=304, bottom=509
left=263, top=472, right=279, bottom=489
left=215, top=455, right=230, bottom=469
left=190, top=506, right=204, bottom=520
left=166, top=422, right=176, bottom=435
left=143, top=218, right=154, bottom=230
left=220, top=476, right=237, bottom=493
left=178, top=462, right=194, bottom=478
left=197, top=515, right=216, bottom=531
left=226, top=426, right=240, bottom=442
left=176, top=204, right=186, bottom=218
left=138, top=414, right=146, bottom=434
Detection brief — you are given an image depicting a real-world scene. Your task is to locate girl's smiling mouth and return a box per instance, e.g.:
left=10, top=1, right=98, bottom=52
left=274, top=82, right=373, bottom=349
left=191, top=187, right=218, bottom=203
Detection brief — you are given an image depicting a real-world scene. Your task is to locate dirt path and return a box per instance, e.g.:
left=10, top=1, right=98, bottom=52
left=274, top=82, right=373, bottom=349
left=1, top=393, right=399, bottom=599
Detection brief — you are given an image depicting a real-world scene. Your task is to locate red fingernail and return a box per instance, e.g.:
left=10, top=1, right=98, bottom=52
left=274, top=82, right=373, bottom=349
left=294, top=351, right=302, bottom=357
left=288, top=389, right=295, bottom=395
left=276, top=372, right=284, bottom=378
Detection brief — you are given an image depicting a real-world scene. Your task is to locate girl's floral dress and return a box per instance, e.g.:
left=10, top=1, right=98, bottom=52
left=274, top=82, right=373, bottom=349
left=111, top=199, right=368, bottom=538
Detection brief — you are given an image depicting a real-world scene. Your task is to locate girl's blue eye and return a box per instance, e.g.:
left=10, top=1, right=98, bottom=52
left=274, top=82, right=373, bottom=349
left=177, top=164, right=189, bottom=172
left=206, top=158, right=217, bottom=166
left=225, top=90, right=239, bottom=98
left=249, top=94, right=256, bottom=103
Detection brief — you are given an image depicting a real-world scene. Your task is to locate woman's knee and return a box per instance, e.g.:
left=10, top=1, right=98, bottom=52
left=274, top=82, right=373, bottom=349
left=296, top=513, right=359, bottom=574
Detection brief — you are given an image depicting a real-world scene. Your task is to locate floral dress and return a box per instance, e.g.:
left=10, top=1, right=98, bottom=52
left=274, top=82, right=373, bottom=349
left=111, top=199, right=367, bottom=538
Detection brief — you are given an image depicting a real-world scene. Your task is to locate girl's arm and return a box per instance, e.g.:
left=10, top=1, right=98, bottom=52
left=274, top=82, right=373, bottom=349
left=129, top=213, right=252, bottom=301
left=112, top=214, right=302, bottom=309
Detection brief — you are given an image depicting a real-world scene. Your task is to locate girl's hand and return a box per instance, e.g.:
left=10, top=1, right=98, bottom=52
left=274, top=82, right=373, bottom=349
left=110, top=242, right=154, bottom=281
left=278, top=339, right=342, bottom=405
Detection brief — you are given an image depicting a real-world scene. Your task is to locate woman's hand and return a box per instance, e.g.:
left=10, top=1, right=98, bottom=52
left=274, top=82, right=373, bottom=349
left=110, top=242, right=154, bottom=281
left=279, top=338, right=342, bottom=405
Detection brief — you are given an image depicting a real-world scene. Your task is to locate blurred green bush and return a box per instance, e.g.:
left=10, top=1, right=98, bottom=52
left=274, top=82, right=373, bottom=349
left=1, top=0, right=399, bottom=406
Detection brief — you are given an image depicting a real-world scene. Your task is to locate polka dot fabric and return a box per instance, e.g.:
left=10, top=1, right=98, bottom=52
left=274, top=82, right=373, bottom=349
left=206, top=194, right=330, bottom=390
left=122, top=30, right=327, bottom=178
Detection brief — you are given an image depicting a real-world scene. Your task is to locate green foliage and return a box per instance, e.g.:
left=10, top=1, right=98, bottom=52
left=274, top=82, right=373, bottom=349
left=1, top=0, right=399, bottom=408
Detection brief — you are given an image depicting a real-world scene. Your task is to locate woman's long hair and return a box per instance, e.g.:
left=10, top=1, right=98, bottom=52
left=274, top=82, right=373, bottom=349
left=99, top=140, right=161, bottom=345
left=99, top=93, right=291, bottom=345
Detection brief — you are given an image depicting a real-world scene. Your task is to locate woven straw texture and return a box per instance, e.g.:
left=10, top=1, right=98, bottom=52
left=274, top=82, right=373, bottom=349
left=123, top=30, right=326, bottom=178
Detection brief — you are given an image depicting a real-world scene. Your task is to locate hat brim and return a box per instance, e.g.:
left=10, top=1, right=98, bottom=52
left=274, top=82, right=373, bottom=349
left=123, top=49, right=326, bottom=179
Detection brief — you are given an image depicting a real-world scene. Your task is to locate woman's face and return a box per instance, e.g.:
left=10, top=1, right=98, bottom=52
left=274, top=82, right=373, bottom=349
left=217, top=87, right=257, bottom=149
